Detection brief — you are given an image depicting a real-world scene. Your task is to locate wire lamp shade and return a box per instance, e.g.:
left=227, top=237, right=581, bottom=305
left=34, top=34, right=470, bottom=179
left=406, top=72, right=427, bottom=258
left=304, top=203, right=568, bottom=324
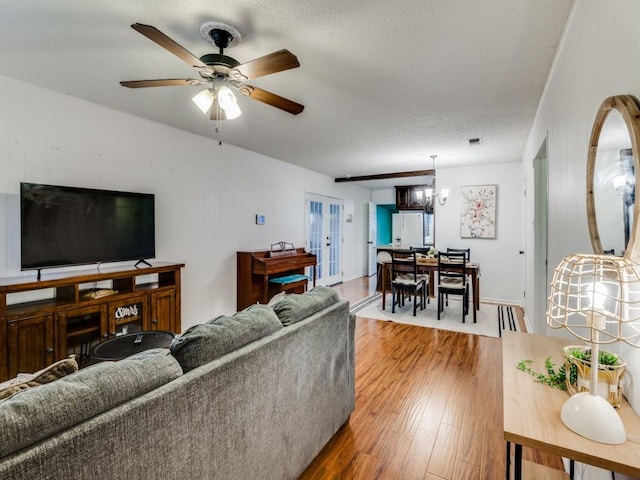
left=547, top=253, right=640, bottom=347
left=547, top=253, right=640, bottom=444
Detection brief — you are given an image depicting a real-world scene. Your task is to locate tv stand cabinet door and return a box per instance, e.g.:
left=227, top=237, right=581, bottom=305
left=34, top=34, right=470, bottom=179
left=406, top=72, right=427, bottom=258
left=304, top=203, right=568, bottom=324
left=0, top=293, right=6, bottom=381
left=7, top=314, right=55, bottom=378
left=107, top=296, right=149, bottom=338
left=150, top=289, right=176, bottom=332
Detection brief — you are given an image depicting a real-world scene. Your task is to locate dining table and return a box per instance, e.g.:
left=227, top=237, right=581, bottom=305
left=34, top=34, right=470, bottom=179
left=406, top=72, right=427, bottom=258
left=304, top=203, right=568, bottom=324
left=377, top=254, right=481, bottom=313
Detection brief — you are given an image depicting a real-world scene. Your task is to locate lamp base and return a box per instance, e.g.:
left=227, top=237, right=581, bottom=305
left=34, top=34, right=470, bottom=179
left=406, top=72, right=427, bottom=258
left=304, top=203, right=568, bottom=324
left=560, top=392, right=626, bottom=444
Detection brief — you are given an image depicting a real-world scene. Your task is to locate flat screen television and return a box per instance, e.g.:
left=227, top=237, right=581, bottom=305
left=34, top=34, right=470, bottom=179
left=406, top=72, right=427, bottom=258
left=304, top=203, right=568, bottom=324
left=20, top=182, right=155, bottom=271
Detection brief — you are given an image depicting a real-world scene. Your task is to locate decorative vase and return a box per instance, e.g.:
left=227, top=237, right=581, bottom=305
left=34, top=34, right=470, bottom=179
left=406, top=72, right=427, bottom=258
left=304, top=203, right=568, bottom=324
left=563, top=345, right=627, bottom=408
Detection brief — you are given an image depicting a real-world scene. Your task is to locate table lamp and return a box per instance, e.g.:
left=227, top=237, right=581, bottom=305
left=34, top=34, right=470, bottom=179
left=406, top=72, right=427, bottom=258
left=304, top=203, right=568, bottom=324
left=547, top=253, right=640, bottom=444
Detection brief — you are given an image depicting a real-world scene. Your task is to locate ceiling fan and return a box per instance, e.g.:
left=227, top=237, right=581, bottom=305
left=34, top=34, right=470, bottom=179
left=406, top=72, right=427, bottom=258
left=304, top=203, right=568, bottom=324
left=120, top=22, right=304, bottom=120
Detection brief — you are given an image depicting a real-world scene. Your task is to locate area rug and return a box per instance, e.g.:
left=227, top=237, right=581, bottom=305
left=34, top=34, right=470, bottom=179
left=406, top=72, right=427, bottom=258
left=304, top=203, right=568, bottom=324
left=355, top=294, right=516, bottom=338
left=349, top=292, right=382, bottom=314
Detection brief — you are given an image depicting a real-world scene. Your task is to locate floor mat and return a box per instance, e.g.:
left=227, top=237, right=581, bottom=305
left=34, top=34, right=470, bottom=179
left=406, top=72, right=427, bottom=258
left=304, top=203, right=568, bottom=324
left=356, top=295, right=500, bottom=338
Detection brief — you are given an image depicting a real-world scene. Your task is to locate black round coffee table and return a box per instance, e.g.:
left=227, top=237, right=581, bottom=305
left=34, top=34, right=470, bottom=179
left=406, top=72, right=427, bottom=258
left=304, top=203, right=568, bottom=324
left=91, top=331, right=175, bottom=361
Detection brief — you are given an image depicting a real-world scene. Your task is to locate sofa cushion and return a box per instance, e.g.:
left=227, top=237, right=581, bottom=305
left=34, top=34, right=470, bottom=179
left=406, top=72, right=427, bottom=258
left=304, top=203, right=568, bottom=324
left=0, top=348, right=182, bottom=459
left=272, top=286, right=340, bottom=326
left=170, top=304, right=282, bottom=372
left=0, top=356, right=78, bottom=401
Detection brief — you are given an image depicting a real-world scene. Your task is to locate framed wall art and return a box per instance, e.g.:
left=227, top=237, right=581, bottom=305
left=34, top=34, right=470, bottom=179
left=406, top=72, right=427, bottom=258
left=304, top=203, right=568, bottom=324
left=460, top=185, right=496, bottom=239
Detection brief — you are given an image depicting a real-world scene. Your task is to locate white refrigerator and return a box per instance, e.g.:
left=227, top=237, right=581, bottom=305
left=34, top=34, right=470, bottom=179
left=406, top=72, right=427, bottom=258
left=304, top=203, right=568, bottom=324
left=392, top=212, right=424, bottom=248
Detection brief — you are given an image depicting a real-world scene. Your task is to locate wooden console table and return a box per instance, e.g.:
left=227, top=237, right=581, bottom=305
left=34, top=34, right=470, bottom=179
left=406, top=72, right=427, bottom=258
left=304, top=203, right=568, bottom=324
left=503, top=331, right=640, bottom=479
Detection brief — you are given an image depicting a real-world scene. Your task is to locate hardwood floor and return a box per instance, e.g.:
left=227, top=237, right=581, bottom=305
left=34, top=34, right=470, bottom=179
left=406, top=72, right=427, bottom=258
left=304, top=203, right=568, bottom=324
left=300, top=275, right=564, bottom=479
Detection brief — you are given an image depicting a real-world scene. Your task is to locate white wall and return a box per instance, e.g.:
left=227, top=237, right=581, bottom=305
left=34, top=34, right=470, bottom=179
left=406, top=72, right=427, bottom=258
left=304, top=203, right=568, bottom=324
left=436, top=162, right=523, bottom=304
left=524, top=0, right=640, bottom=331
left=371, top=188, right=395, bottom=205
left=0, top=74, right=371, bottom=330
left=523, top=1, right=640, bottom=476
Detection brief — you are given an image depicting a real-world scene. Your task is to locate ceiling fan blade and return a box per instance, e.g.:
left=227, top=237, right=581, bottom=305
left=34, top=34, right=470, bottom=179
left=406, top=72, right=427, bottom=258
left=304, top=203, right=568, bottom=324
left=239, top=86, right=304, bottom=115
left=120, top=79, right=204, bottom=88
left=229, top=50, right=299, bottom=81
left=131, top=23, right=211, bottom=73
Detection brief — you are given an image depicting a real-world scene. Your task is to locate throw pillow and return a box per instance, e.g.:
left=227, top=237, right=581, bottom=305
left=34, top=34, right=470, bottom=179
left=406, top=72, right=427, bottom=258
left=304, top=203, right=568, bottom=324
left=0, top=357, right=79, bottom=401
left=272, top=286, right=339, bottom=326
left=267, top=291, right=287, bottom=307
left=170, top=304, right=282, bottom=372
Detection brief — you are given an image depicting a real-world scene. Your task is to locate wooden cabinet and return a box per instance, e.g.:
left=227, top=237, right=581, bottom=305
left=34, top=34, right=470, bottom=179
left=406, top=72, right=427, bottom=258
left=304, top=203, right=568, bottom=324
left=108, top=295, right=149, bottom=337
left=395, top=186, right=412, bottom=209
left=0, top=292, right=7, bottom=380
left=57, top=304, right=106, bottom=367
left=150, top=290, right=177, bottom=332
left=0, top=262, right=184, bottom=380
left=395, top=185, right=430, bottom=210
left=7, top=313, right=55, bottom=378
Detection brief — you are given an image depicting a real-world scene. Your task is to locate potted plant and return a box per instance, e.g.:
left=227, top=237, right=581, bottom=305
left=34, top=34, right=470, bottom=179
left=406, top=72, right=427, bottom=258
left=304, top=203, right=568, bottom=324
left=562, top=346, right=627, bottom=407
left=516, top=346, right=626, bottom=407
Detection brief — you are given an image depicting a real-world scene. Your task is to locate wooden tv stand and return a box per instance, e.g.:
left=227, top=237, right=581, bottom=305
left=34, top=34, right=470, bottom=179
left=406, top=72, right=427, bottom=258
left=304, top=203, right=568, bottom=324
left=0, top=262, right=184, bottom=382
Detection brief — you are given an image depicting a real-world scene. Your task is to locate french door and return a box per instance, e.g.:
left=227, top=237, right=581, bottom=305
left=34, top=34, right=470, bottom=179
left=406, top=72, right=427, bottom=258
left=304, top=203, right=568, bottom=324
left=305, top=193, right=343, bottom=286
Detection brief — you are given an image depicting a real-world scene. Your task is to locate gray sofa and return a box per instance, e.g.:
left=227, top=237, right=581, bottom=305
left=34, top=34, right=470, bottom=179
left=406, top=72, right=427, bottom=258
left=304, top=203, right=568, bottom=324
left=0, top=288, right=355, bottom=480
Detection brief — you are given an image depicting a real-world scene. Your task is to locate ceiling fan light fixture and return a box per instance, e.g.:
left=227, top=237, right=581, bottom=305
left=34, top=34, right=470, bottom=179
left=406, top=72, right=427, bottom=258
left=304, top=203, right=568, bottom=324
left=217, top=85, right=242, bottom=119
left=192, top=88, right=214, bottom=114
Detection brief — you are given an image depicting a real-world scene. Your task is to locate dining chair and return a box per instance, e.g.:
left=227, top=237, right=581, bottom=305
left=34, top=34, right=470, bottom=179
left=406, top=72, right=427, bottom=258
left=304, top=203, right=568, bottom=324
left=391, top=249, right=428, bottom=316
left=445, top=247, right=472, bottom=299
left=437, top=251, right=472, bottom=323
left=409, top=246, right=432, bottom=265
left=446, top=247, right=470, bottom=261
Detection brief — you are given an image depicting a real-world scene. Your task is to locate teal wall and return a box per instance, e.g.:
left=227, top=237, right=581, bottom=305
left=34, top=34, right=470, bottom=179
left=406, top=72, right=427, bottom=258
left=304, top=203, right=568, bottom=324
left=376, top=204, right=395, bottom=246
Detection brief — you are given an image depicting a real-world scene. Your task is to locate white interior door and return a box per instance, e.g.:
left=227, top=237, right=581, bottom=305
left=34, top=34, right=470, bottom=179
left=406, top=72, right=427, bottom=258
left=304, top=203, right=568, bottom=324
left=306, top=193, right=343, bottom=286
left=368, top=202, right=377, bottom=276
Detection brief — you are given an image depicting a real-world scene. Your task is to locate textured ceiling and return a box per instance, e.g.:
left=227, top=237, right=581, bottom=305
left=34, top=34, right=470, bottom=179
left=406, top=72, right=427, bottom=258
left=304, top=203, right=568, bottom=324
left=0, top=0, right=574, bottom=185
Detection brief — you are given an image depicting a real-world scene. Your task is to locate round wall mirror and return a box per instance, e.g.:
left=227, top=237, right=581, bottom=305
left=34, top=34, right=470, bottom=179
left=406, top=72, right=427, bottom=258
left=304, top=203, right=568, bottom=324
left=587, top=95, right=640, bottom=260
